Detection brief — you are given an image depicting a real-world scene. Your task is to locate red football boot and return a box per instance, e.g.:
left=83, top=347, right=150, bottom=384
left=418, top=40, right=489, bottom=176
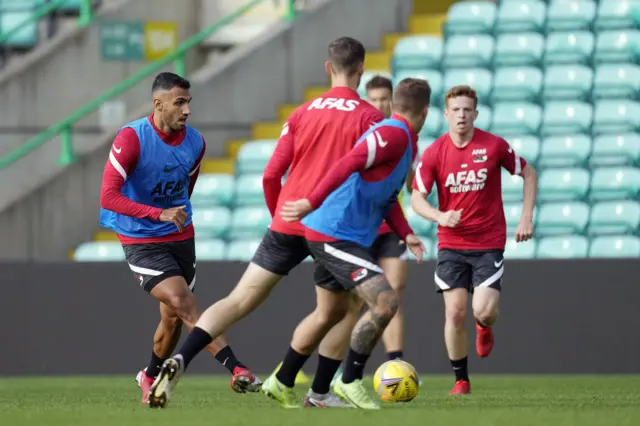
left=476, top=323, right=494, bottom=358
left=449, top=379, right=471, bottom=395
left=230, top=366, right=263, bottom=393
left=135, top=369, right=155, bottom=404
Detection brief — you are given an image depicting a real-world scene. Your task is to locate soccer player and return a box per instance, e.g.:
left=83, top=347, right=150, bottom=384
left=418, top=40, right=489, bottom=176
left=263, top=77, right=431, bottom=410
left=99, top=72, right=260, bottom=404
left=411, top=85, right=537, bottom=395
left=146, top=37, right=385, bottom=409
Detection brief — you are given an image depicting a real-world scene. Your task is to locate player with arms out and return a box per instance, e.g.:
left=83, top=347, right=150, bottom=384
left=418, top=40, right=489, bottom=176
left=263, top=78, right=431, bottom=410
left=411, top=85, right=538, bottom=395
left=99, top=72, right=260, bottom=404
left=145, top=37, right=385, bottom=409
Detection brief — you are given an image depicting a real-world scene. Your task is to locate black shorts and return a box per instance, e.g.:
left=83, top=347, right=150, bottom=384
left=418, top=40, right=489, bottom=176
left=434, top=249, right=504, bottom=294
left=308, top=240, right=384, bottom=292
left=251, top=230, right=311, bottom=275
left=370, top=232, right=409, bottom=261
left=122, top=238, right=197, bottom=293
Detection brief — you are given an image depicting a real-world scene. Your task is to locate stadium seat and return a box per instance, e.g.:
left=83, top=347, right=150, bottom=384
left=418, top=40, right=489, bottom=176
left=191, top=207, right=232, bottom=239
left=587, top=200, right=640, bottom=236
left=504, top=202, right=538, bottom=233
left=190, top=173, right=235, bottom=207
left=593, top=30, right=640, bottom=64
left=195, top=239, right=227, bottom=261
left=491, top=102, right=542, bottom=135
left=393, top=36, right=443, bottom=71
left=491, top=67, right=542, bottom=103
left=592, top=100, right=640, bottom=134
left=405, top=207, right=433, bottom=237
left=545, top=0, right=596, bottom=33
left=358, top=70, right=393, bottom=97
left=420, top=106, right=443, bottom=137
left=589, top=166, right=640, bottom=201
left=475, top=104, right=493, bottom=131
left=538, top=167, right=590, bottom=201
left=74, top=242, right=125, bottom=262
left=502, top=169, right=524, bottom=202
left=395, top=70, right=443, bottom=104
left=543, top=31, right=594, bottom=66
left=443, top=68, right=493, bottom=104
left=0, top=11, right=38, bottom=48
left=542, top=65, right=593, bottom=102
left=229, top=206, right=271, bottom=240
left=0, top=0, right=39, bottom=10
left=442, top=35, right=495, bottom=69
left=536, top=201, right=590, bottom=236
left=236, top=140, right=277, bottom=175
left=539, top=135, right=592, bottom=168
left=536, top=235, right=589, bottom=258
left=495, top=0, right=547, bottom=34
left=226, top=239, right=262, bottom=261
left=589, top=133, right=640, bottom=166
left=595, top=0, right=640, bottom=31
left=234, top=173, right=265, bottom=207
left=540, top=101, right=593, bottom=136
left=588, top=235, right=640, bottom=258
left=444, top=1, right=497, bottom=36
left=592, top=64, right=640, bottom=101
left=504, top=238, right=536, bottom=259
left=493, top=33, right=545, bottom=67
left=510, top=135, right=540, bottom=166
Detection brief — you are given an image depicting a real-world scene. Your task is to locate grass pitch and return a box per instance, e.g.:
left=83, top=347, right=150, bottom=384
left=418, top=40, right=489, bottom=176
left=1, top=375, right=639, bottom=426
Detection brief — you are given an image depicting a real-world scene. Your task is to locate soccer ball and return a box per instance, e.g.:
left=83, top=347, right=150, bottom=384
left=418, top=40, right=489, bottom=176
left=372, top=360, right=420, bottom=402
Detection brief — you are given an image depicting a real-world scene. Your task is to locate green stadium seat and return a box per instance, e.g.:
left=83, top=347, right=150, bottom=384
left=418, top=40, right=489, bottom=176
left=589, top=166, right=640, bottom=201
left=444, top=1, right=497, bottom=36
left=504, top=238, right=537, bottom=259
left=588, top=200, right=640, bottom=236
left=395, top=70, right=443, bottom=105
left=0, top=0, right=38, bottom=10
left=405, top=206, right=433, bottom=237
left=588, top=235, right=640, bottom=258
left=536, top=201, right=590, bottom=236
left=494, top=33, right=545, bottom=67
left=540, top=101, right=593, bottom=136
left=195, top=239, right=227, bottom=261
left=592, top=100, right=640, bottom=134
left=595, top=0, right=640, bottom=31
left=417, top=137, right=433, bottom=154
left=443, top=68, right=493, bottom=105
left=420, top=106, right=442, bottom=137
left=491, top=67, right=542, bottom=103
left=542, top=65, right=593, bottom=102
left=358, top=70, right=393, bottom=97
left=191, top=207, right=231, bottom=239
left=538, top=167, right=590, bottom=202
left=510, top=135, right=540, bottom=165
left=74, top=242, right=125, bottom=262
left=590, top=133, right=640, bottom=167
left=226, top=239, right=262, bottom=262
left=502, top=169, right=524, bottom=202
left=190, top=173, right=235, bottom=207
left=234, top=174, right=265, bottom=207
left=594, top=30, right=640, bottom=64
left=229, top=206, right=271, bottom=240
left=236, top=140, right=277, bottom=175
left=504, top=202, right=538, bottom=232
left=592, top=64, right=640, bottom=101
left=491, top=102, right=542, bottom=135
left=546, top=0, right=596, bottom=33
left=0, top=11, right=38, bottom=48
left=537, top=235, right=589, bottom=258
left=539, top=135, right=591, bottom=168
left=543, top=31, right=594, bottom=66
left=393, top=36, right=443, bottom=71
left=495, top=0, right=546, bottom=34
left=442, top=35, right=495, bottom=69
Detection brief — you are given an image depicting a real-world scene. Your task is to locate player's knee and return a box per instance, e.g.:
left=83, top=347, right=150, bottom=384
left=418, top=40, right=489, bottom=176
left=167, top=294, right=198, bottom=324
left=473, top=305, right=496, bottom=325
left=373, top=291, right=400, bottom=325
left=161, top=313, right=183, bottom=330
left=445, top=305, right=466, bottom=329
left=315, top=303, right=349, bottom=328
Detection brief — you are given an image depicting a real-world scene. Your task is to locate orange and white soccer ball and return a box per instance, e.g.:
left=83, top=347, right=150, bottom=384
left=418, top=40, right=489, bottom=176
left=372, top=360, right=420, bottom=402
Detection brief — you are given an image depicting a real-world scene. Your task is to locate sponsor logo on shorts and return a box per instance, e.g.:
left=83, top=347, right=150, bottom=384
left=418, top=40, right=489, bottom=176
left=494, top=259, right=504, bottom=268
left=350, top=267, right=368, bottom=282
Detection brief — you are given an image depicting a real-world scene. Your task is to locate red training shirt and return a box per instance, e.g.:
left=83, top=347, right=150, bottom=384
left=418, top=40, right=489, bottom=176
left=99, top=114, right=206, bottom=245
left=412, top=128, right=527, bottom=251
left=263, top=86, right=385, bottom=236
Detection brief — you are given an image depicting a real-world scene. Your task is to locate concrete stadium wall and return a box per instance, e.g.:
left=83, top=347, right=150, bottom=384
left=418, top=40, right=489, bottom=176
left=0, top=260, right=638, bottom=376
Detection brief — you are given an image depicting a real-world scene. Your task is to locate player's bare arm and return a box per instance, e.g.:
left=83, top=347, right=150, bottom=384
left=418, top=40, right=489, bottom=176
left=384, top=200, right=426, bottom=261
left=515, top=164, right=538, bottom=242
left=410, top=190, right=462, bottom=228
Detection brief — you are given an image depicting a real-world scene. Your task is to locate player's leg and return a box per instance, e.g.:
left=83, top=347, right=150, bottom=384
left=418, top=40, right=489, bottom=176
left=435, top=249, right=473, bottom=395
left=470, top=250, right=504, bottom=359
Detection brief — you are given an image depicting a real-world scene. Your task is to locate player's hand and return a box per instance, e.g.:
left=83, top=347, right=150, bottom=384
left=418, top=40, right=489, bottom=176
left=438, top=209, right=463, bottom=228
left=404, top=234, right=427, bottom=263
left=280, top=199, right=313, bottom=222
left=515, top=217, right=533, bottom=242
left=159, top=205, right=188, bottom=232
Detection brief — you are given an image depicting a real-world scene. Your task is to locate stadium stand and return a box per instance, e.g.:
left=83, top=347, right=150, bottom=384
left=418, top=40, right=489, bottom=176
left=66, top=0, right=640, bottom=261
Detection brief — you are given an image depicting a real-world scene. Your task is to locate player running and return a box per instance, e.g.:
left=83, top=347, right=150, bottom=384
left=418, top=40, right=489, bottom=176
left=99, top=72, right=260, bottom=404
left=263, top=77, right=431, bottom=410
left=411, top=85, right=537, bottom=395
left=146, top=37, right=385, bottom=409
